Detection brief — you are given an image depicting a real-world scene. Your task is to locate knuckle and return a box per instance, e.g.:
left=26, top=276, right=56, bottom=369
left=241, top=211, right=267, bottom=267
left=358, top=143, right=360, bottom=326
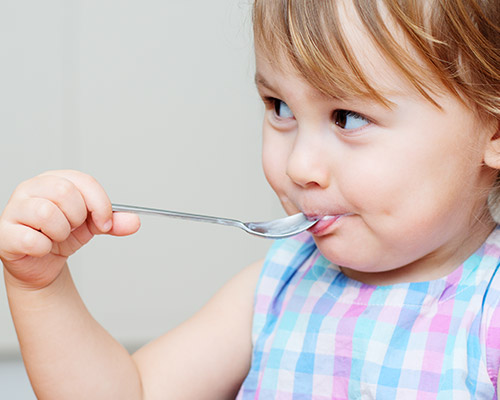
left=15, top=178, right=33, bottom=194
left=83, top=173, right=99, bottom=187
left=36, top=200, right=56, bottom=222
left=21, top=229, right=40, bottom=253
left=75, top=209, right=88, bottom=227
left=53, top=179, right=74, bottom=200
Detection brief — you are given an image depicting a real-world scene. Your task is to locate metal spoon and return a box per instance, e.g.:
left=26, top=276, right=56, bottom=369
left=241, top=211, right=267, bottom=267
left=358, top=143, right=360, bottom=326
left=112, top=203, right=318, bottom=239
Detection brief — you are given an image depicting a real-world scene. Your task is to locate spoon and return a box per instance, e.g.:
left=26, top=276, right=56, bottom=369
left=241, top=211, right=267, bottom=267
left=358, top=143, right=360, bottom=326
left=111, top=203, right=318, bottom=239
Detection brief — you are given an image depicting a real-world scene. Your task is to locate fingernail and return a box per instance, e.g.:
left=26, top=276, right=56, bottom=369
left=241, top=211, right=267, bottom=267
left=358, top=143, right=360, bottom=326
left=102, top=219, right=113, bottom=232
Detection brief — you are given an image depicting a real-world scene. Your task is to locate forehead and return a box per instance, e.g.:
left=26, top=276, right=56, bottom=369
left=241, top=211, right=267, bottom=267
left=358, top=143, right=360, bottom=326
left=254, top=52, right=331, bottom=103
left=253, top=0, right=442, bottom=104
left=255, top=32, right=413, bottom=103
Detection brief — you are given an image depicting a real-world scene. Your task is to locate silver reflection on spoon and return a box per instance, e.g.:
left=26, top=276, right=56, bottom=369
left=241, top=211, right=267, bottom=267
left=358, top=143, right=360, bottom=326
left=112, top=204, right=319, bottom=239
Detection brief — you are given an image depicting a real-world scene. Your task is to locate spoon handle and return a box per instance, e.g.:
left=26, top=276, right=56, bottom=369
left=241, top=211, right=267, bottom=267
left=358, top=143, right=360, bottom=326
left=111, top=203, right=243, bottom=229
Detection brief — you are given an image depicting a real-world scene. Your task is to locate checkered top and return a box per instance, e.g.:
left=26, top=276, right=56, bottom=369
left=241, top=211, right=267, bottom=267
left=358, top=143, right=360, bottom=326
left=236, top=227, right=500, bottom=399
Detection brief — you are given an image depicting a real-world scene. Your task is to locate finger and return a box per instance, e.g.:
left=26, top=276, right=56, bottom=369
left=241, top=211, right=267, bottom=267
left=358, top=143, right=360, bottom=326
left=38, top=170, right=113, bottom=233
left=15, top=175, right=87, bottom=231
left=0, top=222, right=52, bottom=260
left=108, top=212, right=141, bottom=236
left=12, top=197, right=71, bottom=243
left=87, top=212, right=141, bottom=237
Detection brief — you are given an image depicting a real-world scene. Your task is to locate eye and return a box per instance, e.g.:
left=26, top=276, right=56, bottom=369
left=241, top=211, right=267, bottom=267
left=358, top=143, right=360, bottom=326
left=333, top=109, right=369, bottom=131
left=273, top=99, right=294, bottom=119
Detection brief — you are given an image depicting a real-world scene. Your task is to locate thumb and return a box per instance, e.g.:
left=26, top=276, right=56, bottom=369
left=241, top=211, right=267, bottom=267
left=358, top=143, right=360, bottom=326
left=105, top=212, right=141, bottom=237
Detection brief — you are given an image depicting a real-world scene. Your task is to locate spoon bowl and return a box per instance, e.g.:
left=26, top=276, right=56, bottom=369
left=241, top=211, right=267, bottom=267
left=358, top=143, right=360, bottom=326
left=112, top=203, right=318, bottom=239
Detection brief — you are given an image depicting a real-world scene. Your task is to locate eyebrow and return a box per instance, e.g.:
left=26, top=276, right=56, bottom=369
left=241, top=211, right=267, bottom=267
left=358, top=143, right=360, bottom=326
left=255, top=70, right=400, bottom=110
left=254, top=73, right=274, bottom=91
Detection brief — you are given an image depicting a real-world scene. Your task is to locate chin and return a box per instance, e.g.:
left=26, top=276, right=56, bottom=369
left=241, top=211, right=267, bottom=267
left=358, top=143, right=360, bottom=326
left=312, top=231, right=387, bottom=272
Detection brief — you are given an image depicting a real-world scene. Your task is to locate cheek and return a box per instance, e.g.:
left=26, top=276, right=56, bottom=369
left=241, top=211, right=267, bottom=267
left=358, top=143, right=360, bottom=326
left=262, top=133, right=287, bottom=193
left=262, top=153, right=280, bottom=190
left=337, top=133, right=481, bottom=226
left=335, top=143, right=439, bottom=222
left=335, top=153, right=403, bottom=213
left=262, top=131, right=299, bottom=213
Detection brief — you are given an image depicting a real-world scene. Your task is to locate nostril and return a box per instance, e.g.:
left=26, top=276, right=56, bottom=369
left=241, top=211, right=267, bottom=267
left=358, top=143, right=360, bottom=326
left=286, top=135, right=330, bottom=189
left=286, top=160, right=329, bottom=189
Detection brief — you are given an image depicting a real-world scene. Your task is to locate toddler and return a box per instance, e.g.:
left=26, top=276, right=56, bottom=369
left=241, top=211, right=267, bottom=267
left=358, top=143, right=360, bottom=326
left=1, top=0, right=500, bottom=398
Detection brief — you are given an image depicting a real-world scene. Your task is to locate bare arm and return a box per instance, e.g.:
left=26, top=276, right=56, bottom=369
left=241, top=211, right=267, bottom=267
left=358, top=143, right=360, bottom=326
left=1, top=170, right=143, bottom=399
left=5, top=265, right=144, bottom=399
left=133, top=260, right=262, bottom=400
left=1, top=170, right=260, bottom=399
left=5, top=259, right=261, bottom=400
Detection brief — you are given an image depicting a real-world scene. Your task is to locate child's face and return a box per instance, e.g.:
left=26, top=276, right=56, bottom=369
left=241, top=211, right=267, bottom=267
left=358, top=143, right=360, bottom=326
left=255, top=45, right=498, bottom=283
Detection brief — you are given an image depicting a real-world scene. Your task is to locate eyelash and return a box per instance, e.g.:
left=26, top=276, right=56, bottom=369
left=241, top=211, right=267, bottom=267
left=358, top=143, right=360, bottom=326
left=332, top=110, right=370, bottom=131
left=262, top=96, right=371, bottom=131
left=262, top=97, right=289, bottom=114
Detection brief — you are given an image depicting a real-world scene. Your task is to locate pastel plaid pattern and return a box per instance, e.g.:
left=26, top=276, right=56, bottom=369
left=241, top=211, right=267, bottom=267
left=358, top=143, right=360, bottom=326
left=236, top=227, right=500, bottom=399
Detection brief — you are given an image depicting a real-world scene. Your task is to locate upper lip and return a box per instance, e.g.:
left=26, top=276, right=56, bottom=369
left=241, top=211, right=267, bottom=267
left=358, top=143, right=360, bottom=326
left=305, top=214, right=326, bottom=222
left=296, top=200, right=350, bottom=220
left=302, top=211, right=349, bottom=221
left=308, top=215, right=342, bottom=222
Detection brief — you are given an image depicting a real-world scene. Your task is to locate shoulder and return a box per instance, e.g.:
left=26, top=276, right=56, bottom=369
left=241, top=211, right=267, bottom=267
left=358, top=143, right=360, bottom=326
left=477, top=227, right=500, bottom=393
left=481, top=228, right=500, bottom=311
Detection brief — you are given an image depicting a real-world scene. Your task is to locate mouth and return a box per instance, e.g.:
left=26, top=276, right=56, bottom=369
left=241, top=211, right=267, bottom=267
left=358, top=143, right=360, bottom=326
left=306, top=213, right=352, bottom=236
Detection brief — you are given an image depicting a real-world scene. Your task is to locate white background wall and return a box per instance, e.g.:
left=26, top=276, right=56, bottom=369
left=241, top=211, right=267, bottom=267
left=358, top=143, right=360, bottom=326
left=0, top=0, right=281, bottom=395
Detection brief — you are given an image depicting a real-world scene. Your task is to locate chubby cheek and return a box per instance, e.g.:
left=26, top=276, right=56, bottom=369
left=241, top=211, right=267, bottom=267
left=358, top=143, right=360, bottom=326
left=336, top=156, right=401, bottom=218
left=262, top=150, right=282, bottom=196
left=337, top=144, right=472, bottom=257
left=335, top=155, right=440, bottom=261
left=262, top=133, right=299, bottom=215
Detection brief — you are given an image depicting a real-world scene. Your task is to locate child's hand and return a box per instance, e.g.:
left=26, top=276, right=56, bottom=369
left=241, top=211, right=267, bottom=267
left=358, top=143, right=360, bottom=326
left=0, top=170, right=140, bottom=289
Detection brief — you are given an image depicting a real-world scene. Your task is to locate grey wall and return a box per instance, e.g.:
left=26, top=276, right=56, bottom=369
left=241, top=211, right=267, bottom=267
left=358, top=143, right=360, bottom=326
left=0, top=0, right=281, bottom=389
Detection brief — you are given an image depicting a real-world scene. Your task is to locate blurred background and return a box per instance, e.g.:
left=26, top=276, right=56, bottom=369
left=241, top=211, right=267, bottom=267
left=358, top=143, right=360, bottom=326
left=0, top=0, right=281, bottom=397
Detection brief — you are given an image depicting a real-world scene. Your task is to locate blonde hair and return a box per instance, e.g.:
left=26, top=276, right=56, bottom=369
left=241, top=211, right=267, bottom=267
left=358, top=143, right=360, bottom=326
left=253, top=0, right=500, bottom=216
left=253, top=0, right=500, bottom=116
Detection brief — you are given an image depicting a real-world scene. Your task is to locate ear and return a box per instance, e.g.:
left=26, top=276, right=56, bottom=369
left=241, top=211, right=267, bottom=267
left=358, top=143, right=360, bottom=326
left=483, top=119, right=500, bottom=169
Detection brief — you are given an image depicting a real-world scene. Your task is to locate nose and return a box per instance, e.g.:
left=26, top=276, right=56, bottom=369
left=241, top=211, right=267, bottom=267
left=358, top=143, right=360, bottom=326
left=286, top=133, right=330, bottom=188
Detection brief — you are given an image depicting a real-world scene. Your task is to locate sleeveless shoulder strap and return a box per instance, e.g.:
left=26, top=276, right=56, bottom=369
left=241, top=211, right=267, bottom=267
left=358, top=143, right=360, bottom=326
left=482, top=229, right=500, bottom=390
left=252, top=232, right=317, bottom=340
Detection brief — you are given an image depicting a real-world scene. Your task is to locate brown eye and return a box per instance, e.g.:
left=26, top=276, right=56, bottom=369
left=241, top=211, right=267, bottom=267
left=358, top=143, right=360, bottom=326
left=333, top=110, right=369, bottom=130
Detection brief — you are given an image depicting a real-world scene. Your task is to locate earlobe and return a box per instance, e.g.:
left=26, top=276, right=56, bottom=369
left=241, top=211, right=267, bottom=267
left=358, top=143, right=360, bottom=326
left=483, top=120, right=500, bottom=169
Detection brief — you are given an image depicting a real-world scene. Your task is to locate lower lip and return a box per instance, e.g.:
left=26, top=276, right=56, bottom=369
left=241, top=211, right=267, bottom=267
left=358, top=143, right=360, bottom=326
left=308, top=214, right=349, bottom=236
